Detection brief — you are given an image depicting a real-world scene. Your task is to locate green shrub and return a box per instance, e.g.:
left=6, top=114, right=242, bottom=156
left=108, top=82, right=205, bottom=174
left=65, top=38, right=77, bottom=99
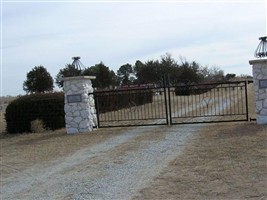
left=5, top=92, right=64, bottom=134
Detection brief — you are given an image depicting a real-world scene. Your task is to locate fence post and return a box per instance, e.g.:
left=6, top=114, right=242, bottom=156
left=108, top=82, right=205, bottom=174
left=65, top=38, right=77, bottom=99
left=166, top=75, right=172, bottom=125
left=60, top=76, right=97, bottom=134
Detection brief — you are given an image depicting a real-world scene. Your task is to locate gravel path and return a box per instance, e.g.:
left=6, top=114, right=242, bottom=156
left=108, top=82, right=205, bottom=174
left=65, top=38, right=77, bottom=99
left=1, top=124, right=203, bottom=200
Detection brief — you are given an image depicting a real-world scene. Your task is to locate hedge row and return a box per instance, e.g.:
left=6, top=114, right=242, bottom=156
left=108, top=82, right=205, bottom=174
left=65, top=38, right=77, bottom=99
left=96, top=89, right=153, bottom=113
left=5, top=92, right=65, bottom=134
left=175, top=84, right=217, bottom=96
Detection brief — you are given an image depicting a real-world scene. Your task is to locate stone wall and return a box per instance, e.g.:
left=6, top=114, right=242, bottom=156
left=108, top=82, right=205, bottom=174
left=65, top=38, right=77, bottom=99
left=61, top=76, right=97, bottom=134
left=249, top=59, right=267, bottom=125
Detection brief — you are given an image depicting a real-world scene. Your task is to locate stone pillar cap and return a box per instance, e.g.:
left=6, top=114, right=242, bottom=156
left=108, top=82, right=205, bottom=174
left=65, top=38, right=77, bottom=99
left=249, top=59, right=267, bottom=65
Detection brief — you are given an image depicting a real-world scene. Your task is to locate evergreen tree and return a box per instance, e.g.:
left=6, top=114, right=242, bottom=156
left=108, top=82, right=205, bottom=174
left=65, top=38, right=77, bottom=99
left=23, top=66, right=54, bottom=94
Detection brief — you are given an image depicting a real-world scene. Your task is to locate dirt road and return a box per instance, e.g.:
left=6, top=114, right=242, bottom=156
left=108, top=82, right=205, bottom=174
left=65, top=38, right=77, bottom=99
left=1, top=125, right=203, bottom=200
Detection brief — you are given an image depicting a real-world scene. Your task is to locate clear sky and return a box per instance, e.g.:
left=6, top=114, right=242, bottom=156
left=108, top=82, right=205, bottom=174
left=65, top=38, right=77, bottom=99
left=1, top=0, right=266, bottom=96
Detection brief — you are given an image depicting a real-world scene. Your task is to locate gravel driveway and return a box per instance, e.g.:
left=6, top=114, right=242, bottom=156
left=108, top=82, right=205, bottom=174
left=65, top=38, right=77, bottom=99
left=2, top=124, right=203, bottom=200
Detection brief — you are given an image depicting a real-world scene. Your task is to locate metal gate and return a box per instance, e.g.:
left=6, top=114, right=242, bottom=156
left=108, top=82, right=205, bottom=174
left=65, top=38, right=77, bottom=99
left=168, top=81, right=249, bottom=125
left=93, top=81, right=250, bottom=128
left=93, top=85, right=169, bottom=128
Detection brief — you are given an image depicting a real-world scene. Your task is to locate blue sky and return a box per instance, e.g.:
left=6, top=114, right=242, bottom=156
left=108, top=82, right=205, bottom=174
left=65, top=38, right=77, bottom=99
left=1, top=0, right=266, bottom=96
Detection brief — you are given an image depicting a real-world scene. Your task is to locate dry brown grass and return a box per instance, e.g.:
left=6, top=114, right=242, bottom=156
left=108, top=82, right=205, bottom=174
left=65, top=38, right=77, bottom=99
left=0, top=111, right=5, bottom=133
left=30, top=119, right=47, bottom=133
left=0, top=96, right=17, bottom=133
left=134, top=123, right=267, bottom=200
left=0, top=127, right=128, bottom=180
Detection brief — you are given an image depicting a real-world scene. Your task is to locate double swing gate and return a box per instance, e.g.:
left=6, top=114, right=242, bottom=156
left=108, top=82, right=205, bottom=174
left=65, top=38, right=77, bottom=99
left=92, top=80, right=251, bottom=128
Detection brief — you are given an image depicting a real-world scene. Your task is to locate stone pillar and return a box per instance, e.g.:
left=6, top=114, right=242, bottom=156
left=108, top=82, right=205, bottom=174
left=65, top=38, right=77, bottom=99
left=249, top=59, right=267, bottom=124
left=60, top=76, right=97, bottom=134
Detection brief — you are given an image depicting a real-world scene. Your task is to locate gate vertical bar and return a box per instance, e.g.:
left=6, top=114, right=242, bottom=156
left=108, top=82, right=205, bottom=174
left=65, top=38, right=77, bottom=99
left=167, top=75, right=172, bottom=125
left=163, top=75, right=169, bottom=125
left=244, top=81, right=249, bottom=121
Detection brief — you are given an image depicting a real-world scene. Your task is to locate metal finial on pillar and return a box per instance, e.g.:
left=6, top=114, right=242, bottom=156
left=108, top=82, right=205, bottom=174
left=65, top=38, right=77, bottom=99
left=254, top=36, right=267, bottom=58
left=72, top=56, right=86, bottom=70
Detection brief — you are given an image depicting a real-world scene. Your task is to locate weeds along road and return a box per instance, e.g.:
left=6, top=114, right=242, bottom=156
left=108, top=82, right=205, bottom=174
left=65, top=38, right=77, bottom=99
left=1, top=124, right=204, bottom=200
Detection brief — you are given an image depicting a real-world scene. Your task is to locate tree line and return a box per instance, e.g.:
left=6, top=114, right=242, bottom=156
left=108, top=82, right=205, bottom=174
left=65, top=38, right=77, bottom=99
left=23, top=54, right=241, bottom=94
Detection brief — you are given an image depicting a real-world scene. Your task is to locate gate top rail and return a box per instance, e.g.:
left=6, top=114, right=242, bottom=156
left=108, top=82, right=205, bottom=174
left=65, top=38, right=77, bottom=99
left=93, top=86, right=163, bottom=94
left=171, top=80, right=248, bottom=87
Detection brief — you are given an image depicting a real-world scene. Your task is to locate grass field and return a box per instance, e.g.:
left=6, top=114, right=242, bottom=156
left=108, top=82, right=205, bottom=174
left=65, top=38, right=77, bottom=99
left=134, top=123, right=267, bottom=200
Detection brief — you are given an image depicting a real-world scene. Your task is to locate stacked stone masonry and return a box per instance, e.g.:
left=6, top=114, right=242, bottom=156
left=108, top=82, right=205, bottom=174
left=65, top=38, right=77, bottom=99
left=249, top=59, right=267, bottom=125
left=62, top=76, right=97, bottom=134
